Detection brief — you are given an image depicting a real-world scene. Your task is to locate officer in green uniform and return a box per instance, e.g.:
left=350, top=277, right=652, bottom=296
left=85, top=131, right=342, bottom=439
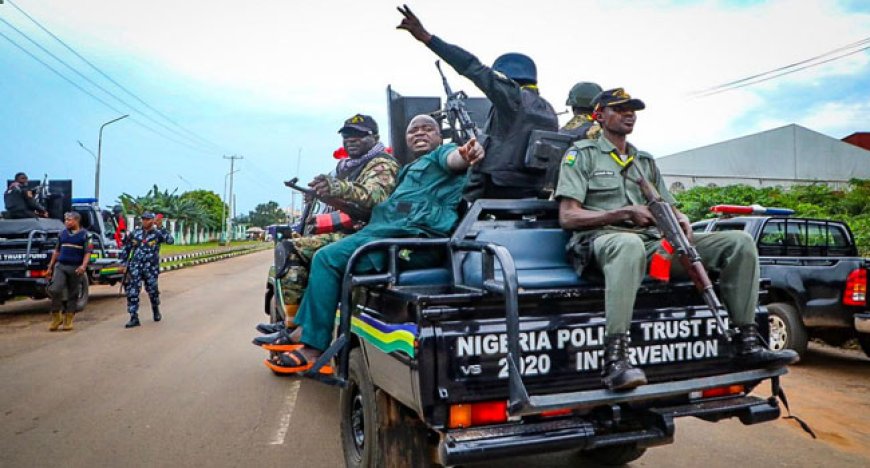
left=556, top=88, right=797, bottom=391
left=268, top=115, right=484, bottom=373
left=561, top=81, right=603, bottom=140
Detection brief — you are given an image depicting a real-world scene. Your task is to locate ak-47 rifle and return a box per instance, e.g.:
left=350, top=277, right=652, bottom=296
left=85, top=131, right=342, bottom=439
left=435, top=60, right=479, bottom=145
left=621, top=161, right=732, bottom=341
left=283, top=177, right=370, bottom=222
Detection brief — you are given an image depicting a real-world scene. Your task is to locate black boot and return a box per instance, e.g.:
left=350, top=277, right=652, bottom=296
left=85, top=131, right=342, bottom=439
left=734, top=324, right=798, bottom=368
left=602, top=334, right=647, bottom=391
left=256, top=321, right=284, bottom=334
left=125, top=314, right=140, bottom=328
left=152, top=305, right=162, bottom=322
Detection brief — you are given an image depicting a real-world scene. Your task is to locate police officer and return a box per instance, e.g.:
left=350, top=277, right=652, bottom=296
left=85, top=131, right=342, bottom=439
left=119, top=212, right=174, bottom=328
left=45, top=211, right=91, bottom=331
left=254, top=114, right=399, bottom=349
left=561, top=81, right=603, bottom=140
left=397, top=5, right=558, bottom=202
left=555, top=88, right=797, bottom=391
left=4, top=172, right=47, bottom=219
left=266, top=115, right=483, bottom=374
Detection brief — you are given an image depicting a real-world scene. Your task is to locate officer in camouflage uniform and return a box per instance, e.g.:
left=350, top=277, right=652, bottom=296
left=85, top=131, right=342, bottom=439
left=556, top=88, right=797, bottom=391
left=561, top=81, right=603, bottom=141
left=261, top=115, right=399, bottom=346
left=119, top=212, right=174, bottom=328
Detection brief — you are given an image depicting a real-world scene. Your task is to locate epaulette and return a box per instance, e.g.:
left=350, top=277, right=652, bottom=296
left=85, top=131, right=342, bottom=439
left=571, top=139, right=598, bottom=151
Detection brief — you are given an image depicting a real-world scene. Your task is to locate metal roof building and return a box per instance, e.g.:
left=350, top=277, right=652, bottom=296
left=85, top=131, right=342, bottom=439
left=656, top=124, right=870, bottom=193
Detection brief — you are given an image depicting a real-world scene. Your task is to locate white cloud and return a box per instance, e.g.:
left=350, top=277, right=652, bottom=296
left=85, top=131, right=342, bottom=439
left=4, top=1, right=869, bottom=164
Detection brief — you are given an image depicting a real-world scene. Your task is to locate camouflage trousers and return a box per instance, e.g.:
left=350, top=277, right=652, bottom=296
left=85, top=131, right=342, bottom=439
left=278, top=233, right=347, bottom=315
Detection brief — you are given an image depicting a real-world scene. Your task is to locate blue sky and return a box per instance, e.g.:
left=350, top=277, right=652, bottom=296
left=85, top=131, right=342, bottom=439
left=1, top=0, right=868, bottom=215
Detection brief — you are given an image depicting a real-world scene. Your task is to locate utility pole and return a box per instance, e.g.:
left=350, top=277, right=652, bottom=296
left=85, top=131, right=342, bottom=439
left=223, top=155, right=243, bottom=242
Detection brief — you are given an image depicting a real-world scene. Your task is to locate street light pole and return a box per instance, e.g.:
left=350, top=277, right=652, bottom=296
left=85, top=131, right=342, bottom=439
left=95, top=114, right=129, bottom=201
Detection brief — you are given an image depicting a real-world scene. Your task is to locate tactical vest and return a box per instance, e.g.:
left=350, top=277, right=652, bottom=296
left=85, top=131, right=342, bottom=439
left=476, top=88, right=558, bottom=189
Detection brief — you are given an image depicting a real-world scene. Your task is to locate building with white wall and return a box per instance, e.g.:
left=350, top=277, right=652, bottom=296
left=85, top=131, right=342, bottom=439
left=656, top=124, right=870, bottom=193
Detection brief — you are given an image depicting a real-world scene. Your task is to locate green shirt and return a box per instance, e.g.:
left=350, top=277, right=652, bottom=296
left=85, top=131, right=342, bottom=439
left=555, top=135, right=675, bottom=243
left=364, top=143, right=465, bottom=238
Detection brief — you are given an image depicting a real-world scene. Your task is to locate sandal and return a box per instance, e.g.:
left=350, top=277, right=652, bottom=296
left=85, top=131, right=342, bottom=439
left=263, top=349, right=333, bottom=375
left=252, top=328, right=303, bottom=352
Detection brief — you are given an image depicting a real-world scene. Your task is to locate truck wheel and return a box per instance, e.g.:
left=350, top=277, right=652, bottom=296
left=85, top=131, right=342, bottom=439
left=581, top=444, right=647, bottom=466
left=857, top=334, right=870, bottom=358
left=767, top=302, right=808, bottom=359
left=342, top=348, right=383, bottom=467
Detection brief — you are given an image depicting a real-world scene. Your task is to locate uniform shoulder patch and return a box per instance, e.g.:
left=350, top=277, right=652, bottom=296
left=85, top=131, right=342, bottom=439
left=563, top=148, right=579, bottom=166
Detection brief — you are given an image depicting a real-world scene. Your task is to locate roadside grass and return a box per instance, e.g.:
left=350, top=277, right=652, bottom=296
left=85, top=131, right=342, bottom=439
left=160, top=240, right=264, bottom=256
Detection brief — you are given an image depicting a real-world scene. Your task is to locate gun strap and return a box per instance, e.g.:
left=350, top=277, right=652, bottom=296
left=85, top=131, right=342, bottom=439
left=771, top=376, right=816, bottom=439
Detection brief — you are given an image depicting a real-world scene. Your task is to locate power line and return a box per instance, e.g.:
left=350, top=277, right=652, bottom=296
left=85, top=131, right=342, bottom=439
left=693, top=45, right=870, bottom=98
left=0, top=29, right=215, bottom=154
left=5, top=0, right=226, bottom=152
left=690, top=36, right=870, bottom=98
left=0, top=16, right=216, bottom=153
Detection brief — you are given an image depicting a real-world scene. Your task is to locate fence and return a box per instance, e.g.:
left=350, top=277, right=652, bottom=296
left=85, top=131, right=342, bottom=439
left=124, top=216, right=248, bottom=245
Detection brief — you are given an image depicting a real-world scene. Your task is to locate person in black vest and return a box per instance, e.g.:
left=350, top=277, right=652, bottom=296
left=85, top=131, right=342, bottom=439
left=397, top=5, right=559, bottom=202
left=4, top=172, right=47, bottom=219
left=46, top=211, right=91, bottom=331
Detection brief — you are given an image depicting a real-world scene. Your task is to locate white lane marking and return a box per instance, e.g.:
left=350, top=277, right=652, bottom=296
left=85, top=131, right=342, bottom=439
left=269, top=380, right=301, bottom=445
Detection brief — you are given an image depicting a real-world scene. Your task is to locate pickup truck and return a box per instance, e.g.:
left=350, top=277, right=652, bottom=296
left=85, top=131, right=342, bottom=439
left=265, top=200, right=789, bottom=467
left=692, top=210, right=869, bottom=359
left=0, top=195, right=126, bottom=305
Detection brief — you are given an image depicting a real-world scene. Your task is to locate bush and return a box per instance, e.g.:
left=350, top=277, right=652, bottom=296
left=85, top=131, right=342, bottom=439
left=675, top=179, right=870, bottom=256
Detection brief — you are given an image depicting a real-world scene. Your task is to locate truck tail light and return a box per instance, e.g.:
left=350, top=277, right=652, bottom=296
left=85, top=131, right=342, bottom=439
left=690, top=385, right=744, bottom=400
left=448, top=401, right=507, bottom=428
left=843, top=269, right=867, bottom=306
left=26, top=269, right=48, bottom=278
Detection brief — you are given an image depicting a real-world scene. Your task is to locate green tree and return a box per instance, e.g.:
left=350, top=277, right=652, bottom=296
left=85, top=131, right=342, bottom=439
left=674, top=179, right=870, bottom=255
left=118, top=185, right=213, bottom=228
left=181, top=190, right=227, bottom=229
left=243, top=201, right=287, bottom=228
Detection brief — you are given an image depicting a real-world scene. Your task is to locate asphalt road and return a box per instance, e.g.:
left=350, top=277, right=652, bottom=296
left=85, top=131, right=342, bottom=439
left=1, top=249, right=868, bottom=467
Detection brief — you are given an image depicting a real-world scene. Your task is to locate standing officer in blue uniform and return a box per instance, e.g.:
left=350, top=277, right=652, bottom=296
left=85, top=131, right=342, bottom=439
left=397, top=5, right=558, bottom=202
left=119, top=212, right=174, bottom=328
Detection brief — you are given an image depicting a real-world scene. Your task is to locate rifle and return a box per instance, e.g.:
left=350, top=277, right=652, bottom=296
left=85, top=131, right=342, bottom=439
left=118, top=241, right=137, bottom=296
left=621, top=161, right=732, bottom=341
left=283, top=177, right=370, bottom=222
left=435, top=60, right=479, bottom=145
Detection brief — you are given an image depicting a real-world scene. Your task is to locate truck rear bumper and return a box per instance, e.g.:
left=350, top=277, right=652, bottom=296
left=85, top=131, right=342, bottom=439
left=855, top=313, right=870, bottom=333
left=439, top=395, right=779, bottom=465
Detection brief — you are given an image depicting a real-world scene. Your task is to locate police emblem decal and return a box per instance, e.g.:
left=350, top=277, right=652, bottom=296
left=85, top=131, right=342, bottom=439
left=564, top=149, right=578, bottom=166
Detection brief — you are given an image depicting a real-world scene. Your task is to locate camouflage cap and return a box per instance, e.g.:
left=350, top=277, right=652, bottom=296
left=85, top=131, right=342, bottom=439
left=140, top=211, right=156, bottom=219
left=338, top=114, right=378, bottom=135
left=592, top=88, right=646, bottom=111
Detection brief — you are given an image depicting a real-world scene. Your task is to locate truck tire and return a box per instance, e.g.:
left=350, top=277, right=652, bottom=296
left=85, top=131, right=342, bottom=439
left=341, top=348, right=432, bottom=468
left=342, top=348, right=384, bottom=468
left=857, top=334, right=870, bottom=358
left=767, top=302, right=808, bottom=359
left=581, top=444, right=647, bottom=466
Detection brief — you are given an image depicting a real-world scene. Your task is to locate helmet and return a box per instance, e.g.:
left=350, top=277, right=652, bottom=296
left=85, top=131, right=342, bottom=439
left=566, top=82, right=603, bottom=108
left=492, top=53, right=537, bottom=84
